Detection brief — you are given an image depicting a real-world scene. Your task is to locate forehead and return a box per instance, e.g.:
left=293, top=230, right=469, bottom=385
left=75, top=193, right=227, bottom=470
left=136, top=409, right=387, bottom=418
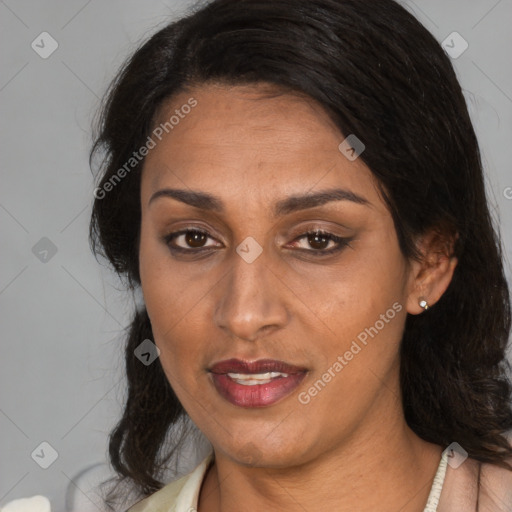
left=141, top=83, right=381, bottom=210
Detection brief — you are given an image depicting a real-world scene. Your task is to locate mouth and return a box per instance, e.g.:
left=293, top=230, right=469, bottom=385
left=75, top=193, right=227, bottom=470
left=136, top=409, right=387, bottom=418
left=208, top=358, right=307, bottom=408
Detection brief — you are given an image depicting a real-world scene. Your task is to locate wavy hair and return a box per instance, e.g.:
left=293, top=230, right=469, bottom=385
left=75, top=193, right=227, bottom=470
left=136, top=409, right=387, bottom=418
left=89, top=0, right=512, bottom=504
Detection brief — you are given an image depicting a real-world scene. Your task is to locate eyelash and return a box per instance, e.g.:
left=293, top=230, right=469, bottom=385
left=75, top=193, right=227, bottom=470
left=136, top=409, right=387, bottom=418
left=163, top=228, right=351, bottom=257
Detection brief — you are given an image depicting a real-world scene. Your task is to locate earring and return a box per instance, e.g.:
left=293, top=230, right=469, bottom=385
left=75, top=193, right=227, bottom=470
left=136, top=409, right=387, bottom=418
left=418, top=297, right=429, bottom=311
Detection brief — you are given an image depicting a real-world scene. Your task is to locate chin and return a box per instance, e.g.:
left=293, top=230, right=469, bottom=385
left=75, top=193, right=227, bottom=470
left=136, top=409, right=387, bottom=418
left=221, top=435, right=310, bottom=469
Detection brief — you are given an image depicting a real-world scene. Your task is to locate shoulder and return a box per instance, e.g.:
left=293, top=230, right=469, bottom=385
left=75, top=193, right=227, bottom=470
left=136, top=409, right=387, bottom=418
left=126, top=473, right=189, bottom=512
left=479, top=457, right=512, bottom=511
left=439, top=437, right=512, bottom=512
left=126, top=452, right=214, bottom=512
left=480, top=431, right=512, bottom=510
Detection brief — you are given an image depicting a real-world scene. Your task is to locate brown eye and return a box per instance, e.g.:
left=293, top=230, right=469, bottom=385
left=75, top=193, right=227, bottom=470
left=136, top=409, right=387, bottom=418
left=306, top=232, right=331, bottom=250
left=164, top=229, right=220, bottom=252
left=289, top=230, right=351, bottom=255
left=185, top=230, right=208, bottom=248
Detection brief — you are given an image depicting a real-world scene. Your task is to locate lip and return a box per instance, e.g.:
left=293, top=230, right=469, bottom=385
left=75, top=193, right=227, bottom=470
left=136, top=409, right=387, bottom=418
left=210, top=358, right=306, bottom=375
left=209, top=358, right=307, bottom=408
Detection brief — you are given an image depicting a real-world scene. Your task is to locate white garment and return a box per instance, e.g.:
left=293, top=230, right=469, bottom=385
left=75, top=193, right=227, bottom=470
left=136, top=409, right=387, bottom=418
left=423, top=450, right=448, bottom=511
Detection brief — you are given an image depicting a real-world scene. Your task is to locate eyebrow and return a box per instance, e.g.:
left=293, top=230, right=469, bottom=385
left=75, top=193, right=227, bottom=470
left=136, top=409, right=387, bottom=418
left=148, top=187, right=370, bottom=217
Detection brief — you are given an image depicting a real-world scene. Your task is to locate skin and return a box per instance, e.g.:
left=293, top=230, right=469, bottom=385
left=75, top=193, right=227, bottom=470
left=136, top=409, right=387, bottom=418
left=138, top=83, right=458, bottom=512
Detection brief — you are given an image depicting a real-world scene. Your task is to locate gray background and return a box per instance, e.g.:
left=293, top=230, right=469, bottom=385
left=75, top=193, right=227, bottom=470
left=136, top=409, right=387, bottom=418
left=1, top=1, right=511, bottom=511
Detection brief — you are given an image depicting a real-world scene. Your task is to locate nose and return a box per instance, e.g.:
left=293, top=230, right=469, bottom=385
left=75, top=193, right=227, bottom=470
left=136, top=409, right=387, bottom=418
left=213, top=247, right=289, bottom=342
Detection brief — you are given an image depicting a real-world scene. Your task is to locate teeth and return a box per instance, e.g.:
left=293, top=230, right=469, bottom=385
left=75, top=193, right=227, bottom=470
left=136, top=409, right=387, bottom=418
left=227, top=372, right=290, bottom=386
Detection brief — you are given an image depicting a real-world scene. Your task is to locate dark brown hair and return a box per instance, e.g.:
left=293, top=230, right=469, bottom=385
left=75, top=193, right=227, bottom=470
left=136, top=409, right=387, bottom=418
left=89, top=0, right=512, bottom=505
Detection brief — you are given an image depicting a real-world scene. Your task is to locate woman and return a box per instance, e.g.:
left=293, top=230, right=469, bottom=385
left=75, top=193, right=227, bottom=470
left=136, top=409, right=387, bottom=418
left=89, top=0, right=512, bottom=510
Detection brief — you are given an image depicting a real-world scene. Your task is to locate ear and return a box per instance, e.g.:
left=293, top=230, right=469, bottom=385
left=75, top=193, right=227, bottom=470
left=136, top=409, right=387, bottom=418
left=405, top=229, right=458, bottom=315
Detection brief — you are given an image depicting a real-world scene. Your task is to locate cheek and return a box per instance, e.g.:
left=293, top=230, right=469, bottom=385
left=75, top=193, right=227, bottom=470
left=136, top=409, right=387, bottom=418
left=139, top=219, right=192, bottom=321
left=317, top=235, right=407, bottom=331
left=138, top=222, right=213, bottom=381
left=139, top=223, right=181, bottom=355
left=306, top=233, right=408, bottom=397
left=139, top=209, right=408, bottom=388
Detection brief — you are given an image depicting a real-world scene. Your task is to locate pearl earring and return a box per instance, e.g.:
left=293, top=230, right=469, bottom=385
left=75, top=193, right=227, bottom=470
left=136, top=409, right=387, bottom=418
left=418, top=297, right=429, bottom=310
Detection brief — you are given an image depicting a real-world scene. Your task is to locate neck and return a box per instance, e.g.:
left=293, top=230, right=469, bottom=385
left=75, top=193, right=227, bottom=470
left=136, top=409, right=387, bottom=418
left=199, top=419, right=442, bottom=512
left=198, top=361, right=443, bottom=512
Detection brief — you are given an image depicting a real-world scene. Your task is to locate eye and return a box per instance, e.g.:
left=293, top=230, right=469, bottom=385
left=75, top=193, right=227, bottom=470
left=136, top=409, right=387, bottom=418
left=164, top=229, right=221, bottom=253
left=289, top=229, right=351, bottom=255
left=163, top=228, right=351, bottom=257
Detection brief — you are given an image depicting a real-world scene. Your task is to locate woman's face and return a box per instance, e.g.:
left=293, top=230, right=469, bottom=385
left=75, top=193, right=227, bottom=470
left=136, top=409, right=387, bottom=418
left=139, top=83, right=417, bottom=467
